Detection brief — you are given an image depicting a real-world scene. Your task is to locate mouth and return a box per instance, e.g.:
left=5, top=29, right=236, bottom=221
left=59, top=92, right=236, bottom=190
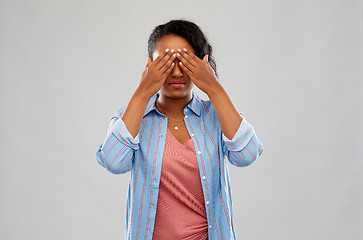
left=169, top=80, right=186, bottom=88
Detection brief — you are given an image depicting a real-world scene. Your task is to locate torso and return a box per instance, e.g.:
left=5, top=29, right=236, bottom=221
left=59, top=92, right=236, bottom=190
left=152, top=126, right=208, bottom=239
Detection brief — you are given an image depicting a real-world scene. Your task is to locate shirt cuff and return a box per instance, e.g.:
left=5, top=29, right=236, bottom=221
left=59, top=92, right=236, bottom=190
left=110, top=117, right=140, bottom=150
left=222, top=113, right=255, bottom=152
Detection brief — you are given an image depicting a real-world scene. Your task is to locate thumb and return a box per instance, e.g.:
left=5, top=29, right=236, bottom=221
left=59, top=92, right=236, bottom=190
left=203, top=54, right=209, bottom=64
left=145, top=57, right=152, bottom=68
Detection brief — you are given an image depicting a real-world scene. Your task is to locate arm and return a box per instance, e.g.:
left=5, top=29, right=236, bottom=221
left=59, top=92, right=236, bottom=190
left=220, top=111, right=264, bottom=167
left=175, top=48, right=248, bottom=139
left=176, top=48, right=263, bottom=167
left=207, top=84, right=264, bottom=167
left=96, top=106, right=139, bottom=174
left=122, top=49, right=177, bottom=137
left=96, top=48, right=176, bottom=173
left=207, top=82, right=242, bottom=140
left=121, top=89, right=153, bottom=138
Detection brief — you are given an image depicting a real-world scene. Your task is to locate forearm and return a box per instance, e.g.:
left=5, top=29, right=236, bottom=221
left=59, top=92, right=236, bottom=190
left=207, top=83, right=242, bottom=140
left=121, top=88, right=151, bottom=138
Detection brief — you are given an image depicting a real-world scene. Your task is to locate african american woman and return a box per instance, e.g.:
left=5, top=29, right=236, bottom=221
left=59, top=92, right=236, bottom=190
left=96, top=19, right=264, bottom=240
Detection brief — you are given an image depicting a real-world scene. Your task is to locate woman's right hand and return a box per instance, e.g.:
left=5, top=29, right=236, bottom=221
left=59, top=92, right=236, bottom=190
left=137, top=48, right=177, bottom=98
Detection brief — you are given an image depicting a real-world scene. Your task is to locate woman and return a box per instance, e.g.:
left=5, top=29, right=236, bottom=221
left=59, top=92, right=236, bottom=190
left=96, top=19, right=263, bottom=240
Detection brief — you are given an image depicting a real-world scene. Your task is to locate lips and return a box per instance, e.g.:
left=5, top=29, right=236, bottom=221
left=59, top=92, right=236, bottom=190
left=169, top=80, right=186, bottom=85
left=169, top=80, right=186, bottom=89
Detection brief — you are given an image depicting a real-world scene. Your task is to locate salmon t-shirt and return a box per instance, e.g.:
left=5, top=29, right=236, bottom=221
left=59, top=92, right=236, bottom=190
left=152, top=128, right=209, bottom=240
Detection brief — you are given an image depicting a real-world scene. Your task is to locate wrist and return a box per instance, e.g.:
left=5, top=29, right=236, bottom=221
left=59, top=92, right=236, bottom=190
left=133, top=87, right=154, bottom=104
left=205, top=81, right=224, bottom=97
left=134, top=86, right=154, bottom=100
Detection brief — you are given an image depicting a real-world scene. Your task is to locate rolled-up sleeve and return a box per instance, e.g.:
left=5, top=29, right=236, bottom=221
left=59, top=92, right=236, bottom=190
left=222, top=113, right=264, bottom=167
left=96, top=107, right=139, bottom=174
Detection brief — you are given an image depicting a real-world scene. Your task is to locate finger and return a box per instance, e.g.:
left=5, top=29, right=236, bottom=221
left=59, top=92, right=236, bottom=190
left=182, top=48, right=202, bottom=63
left=178, top=61, right=193, bottom=77
left=145, top=57, right=151, bottom=68
left=161, top=52, right=177, bottom=74
left=153, top=48, right=171, bottom=65
left=176, top=51, right=196, bottom=72
left=177, top=48, right=197, bottom=68
left=156, top=49, right=175, bottom=70
left=163, top=62, right=175, bottom=77
left=203, top=55, right=209, bottom=64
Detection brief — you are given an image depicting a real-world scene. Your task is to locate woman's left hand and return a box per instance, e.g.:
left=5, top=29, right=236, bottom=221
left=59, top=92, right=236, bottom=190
left=176, top=48, right=220, bottom=95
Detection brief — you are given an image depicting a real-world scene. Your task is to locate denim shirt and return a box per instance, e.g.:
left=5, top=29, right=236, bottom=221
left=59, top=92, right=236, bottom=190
left=96, top=91, right=264, bottom=240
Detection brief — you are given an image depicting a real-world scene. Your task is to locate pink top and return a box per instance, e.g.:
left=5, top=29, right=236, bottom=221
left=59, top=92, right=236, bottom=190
left=152, top=128, right=209, bottom=240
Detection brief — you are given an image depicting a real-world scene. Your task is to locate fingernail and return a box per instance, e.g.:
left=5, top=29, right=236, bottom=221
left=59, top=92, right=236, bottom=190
left=170, top=49, right=175, bottom=53
left=172, top=53, right=176, bottom=57
left=183, top=48, right=187, bottom=52
left=165, top=48, right=169, bottom=52
left=177, top=48, right=181, bottom=52
left=177, top=53, right=180, bottom=57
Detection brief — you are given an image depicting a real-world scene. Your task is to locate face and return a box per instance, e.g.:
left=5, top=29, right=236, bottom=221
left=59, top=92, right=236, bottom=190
left=152, top=34, right=195, bottom=100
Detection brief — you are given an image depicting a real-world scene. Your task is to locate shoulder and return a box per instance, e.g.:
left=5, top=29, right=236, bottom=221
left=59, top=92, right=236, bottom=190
left=192, top=92, right=215, bottom=117
left=198, top=98, right=221, bottom=128
left=200, top=98, right=215, bottom=116
left=200, top=96, right=244, bottom=120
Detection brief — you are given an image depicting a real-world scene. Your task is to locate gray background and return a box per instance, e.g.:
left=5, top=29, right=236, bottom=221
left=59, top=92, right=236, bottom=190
left=1, top=0, right=362, bottom=239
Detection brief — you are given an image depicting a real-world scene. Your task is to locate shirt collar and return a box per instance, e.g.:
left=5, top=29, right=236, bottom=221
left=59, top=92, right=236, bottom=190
left=143, top=90, right=202, bottom=118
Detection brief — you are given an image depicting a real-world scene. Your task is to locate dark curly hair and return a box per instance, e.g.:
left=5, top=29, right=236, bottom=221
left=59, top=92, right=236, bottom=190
left=147, top=18, right=218, bottom=79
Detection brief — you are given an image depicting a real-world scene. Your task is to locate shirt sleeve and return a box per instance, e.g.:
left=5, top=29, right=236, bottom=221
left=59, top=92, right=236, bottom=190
left=222, top=113, right=264, bottom=167
left=95, top=106, right=139, bottom=174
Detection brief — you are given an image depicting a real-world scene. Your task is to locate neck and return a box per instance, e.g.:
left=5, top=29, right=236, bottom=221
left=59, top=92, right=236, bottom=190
left=156, top=92, right=193, bottom=116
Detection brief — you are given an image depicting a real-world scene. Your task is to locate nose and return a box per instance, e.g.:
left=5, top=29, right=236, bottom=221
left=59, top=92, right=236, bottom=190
left=171, top=59, right=183, bottom=78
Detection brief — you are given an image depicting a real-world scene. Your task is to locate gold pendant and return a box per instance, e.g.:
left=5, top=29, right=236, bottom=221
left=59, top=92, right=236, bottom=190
left=174, top=126, right=178, bottom=130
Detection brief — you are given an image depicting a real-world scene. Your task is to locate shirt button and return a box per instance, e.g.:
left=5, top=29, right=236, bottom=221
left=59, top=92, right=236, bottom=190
left=185, top=115, right=188, bottom=118
left=206, top=201, right=209, bottom=205
left=191, top=133, right=195, bottom=137
left=209, top=225, right=212, bottom=228
left=202, top=175, right=206, bottom=180
left=197, top=151, right=201, bottom=155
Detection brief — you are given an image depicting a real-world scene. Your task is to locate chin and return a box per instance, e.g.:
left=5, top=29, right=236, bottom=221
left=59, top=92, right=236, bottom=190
left=160, top=86, right=193, bottom=99
left=163, top=91, right=191, bottom=99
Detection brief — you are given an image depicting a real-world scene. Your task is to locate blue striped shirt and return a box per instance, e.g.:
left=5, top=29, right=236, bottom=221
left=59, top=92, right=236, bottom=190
left=96, top=91, right=264, bottom=240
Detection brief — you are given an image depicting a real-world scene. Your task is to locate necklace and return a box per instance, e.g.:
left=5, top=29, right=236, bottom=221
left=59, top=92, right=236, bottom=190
left=156, top=99, right=185, bottom=130
left=167, top=120, right=184, bottom=131
left=156, top=100, right=184, bottom=122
